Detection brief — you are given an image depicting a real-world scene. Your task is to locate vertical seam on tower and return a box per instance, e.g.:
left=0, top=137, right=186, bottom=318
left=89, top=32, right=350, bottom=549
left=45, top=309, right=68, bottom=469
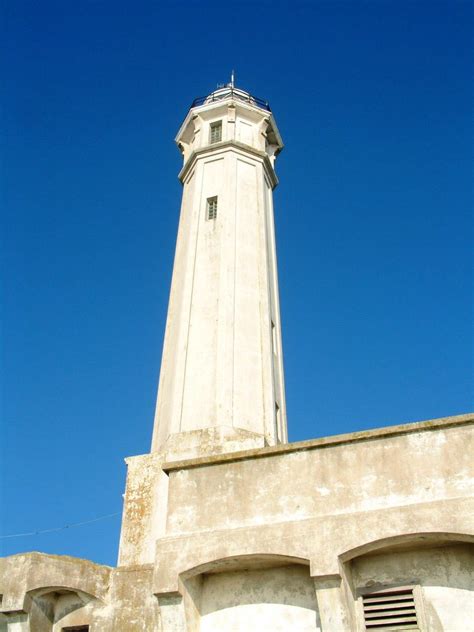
left=263, top=169, right=276, bottom=443
left=232, top=152, right=237, bottom=428
left=256, top=161, right=267, bottom=440
left=267, top=178, right=288, bottom=443
left=178, top=159, right=205, bottom=432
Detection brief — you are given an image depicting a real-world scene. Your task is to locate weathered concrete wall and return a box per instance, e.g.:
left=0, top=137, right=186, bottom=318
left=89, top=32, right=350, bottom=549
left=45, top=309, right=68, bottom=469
left=104, top=565, right=158, bottom=631
left=163, top=416, right=473, bottom=536
left=0, top=555, right=158, bottom=632
left=200, top=565, right=319, bottom=631
left=0, top=614, right=28, bottom=632
left=0, top=553, right=110, bottom=611
left=118, top=452, right=168, bottom=566
left=352, top=544, right=474, bottom=632
left=0, top=553, right=110, bottom=632
left=1, top=415, right=473, bottom=630
left=152, top=414, right=473, bottom=630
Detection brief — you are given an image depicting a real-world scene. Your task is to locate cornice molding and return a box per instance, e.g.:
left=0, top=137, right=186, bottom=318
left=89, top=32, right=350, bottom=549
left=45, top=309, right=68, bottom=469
left=162, top=412, right=474, bottom=473
left=178, top=140, right=279, bottom=189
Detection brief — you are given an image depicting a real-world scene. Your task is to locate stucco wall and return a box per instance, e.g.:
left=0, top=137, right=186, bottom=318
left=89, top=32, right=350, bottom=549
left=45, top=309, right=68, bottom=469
left=1, top=415, right=473, bottom=631
left=200, top=565, right=319, bottom=631
left=152, top=415, right=473, bottom=630
left=0, top=615, right=28, bottom=632
left=163, top=418, right=472, bottom=537
left=352, top=544, right=474, bottom=631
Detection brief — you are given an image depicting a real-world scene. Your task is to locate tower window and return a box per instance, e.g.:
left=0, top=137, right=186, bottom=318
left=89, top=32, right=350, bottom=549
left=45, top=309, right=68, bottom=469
left=275, top=402, right=282, bottom=443
left=206, top=196, right=218, bottom=221
left=271, top=320, right=277, bottom=355
left=361, top=587, right=419, bottom=630
left=209, top=121, right=222, bottom=144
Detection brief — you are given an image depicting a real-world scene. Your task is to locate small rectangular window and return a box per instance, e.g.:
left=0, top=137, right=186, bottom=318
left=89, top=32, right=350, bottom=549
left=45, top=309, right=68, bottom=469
left=362, top=587, right=419, bottom=630
left=206, top=196, right=218, bottom=221
left=210, top=121, right=222, bottom=144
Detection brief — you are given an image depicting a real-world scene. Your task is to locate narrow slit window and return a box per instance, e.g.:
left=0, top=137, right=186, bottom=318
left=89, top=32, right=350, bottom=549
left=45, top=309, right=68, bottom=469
left=271, top=320, right=277, bottom=355
left=209, top=121, right=222, bottom=144
left=275, top=402, right=281, bottom=443
left=362, top=587, right=419, bottom=630
left=207, top=196, right=218, bottom=221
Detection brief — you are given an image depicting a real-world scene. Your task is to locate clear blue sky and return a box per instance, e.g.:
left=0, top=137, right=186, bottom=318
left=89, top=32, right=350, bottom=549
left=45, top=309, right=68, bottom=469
left=1, top=1, right=472, bottom=566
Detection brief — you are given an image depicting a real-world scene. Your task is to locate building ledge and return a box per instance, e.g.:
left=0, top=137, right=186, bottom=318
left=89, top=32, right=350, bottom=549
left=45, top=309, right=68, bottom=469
left=162, top=412, right=473, bottom=473
left=178, top=140, right=279, bottom=189
left=0, top=551, right=112, bottom=570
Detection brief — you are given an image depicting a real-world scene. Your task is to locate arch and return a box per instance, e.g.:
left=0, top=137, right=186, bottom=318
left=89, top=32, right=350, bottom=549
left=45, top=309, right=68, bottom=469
left=180, top=553, right=311, bottom=581
left=175, top=554, right=319, bottom=632
left=24, top=586, right=99, bottom=632
left=339, top=531, right=474, bottom=564
left=154, top=533, right=313, bottom=596
left=338, top=530, right=474, bottom=632
left=26, top=586, right=99, bottom=602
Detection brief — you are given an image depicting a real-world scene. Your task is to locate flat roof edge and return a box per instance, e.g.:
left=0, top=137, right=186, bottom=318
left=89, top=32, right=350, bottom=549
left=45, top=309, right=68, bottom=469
left=162, top=413, right=474, bottom=473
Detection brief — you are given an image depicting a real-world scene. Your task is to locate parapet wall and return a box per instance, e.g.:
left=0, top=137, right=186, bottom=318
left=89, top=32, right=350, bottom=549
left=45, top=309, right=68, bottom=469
left=163, top=414, right=473, bottom=535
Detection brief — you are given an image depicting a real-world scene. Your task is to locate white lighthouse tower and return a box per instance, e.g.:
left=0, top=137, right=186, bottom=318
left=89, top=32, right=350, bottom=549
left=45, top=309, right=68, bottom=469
left=118, top=81, right=288, bottom=566
left=151, top=82, right=287, bottom=458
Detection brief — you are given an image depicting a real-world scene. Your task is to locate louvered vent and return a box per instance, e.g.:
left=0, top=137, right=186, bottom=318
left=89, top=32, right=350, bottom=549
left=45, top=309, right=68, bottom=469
left=362, top=588, right=419, bottom=630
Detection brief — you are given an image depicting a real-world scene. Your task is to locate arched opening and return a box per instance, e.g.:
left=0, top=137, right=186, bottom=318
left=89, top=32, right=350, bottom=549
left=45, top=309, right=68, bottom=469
left=180, top=554, right=321, bottom=632
left=340, top=533, right=474, bottom=631
left=25, top=587, right=97, bottom=632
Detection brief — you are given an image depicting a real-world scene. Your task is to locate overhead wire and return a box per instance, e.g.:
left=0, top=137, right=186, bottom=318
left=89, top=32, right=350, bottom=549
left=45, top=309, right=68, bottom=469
left=0, top=511, right=121, bottom=539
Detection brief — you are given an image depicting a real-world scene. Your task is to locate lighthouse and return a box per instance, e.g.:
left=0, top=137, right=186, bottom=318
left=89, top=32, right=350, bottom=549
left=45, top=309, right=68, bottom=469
left=151, top=83, right=287, bottom=458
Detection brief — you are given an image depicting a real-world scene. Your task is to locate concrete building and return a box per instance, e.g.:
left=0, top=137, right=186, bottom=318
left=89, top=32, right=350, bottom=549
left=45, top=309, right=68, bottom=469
left=1, top=85, right=473, bottom=631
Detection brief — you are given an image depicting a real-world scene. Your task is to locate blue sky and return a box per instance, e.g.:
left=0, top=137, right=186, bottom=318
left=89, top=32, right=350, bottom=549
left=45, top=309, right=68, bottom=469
left=1, top=1, right=472, bottom=565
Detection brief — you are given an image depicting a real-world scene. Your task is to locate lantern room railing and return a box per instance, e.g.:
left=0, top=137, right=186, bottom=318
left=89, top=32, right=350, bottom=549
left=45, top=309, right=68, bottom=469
left=191, top=87, right=271, bottom=112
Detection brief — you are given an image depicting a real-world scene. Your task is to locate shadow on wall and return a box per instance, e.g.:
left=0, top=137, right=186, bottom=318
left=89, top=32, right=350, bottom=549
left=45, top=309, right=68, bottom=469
left=25, top=587, right=97, bottom=632
left=183, top=557, right=321, bottom=632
